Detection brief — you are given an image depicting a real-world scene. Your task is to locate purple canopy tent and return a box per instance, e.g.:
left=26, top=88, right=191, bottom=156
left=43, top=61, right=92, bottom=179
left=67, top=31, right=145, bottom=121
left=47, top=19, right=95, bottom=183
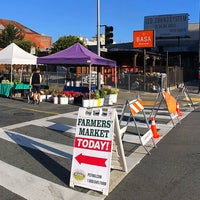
left=37, top=43, right=117, bottom=95
left=37, top=42, right=116, bottom=66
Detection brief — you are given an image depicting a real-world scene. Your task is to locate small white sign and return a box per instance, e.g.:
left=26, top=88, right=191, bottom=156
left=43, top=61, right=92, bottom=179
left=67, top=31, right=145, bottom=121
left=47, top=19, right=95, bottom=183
left=30, top=46, right=36, bottom=55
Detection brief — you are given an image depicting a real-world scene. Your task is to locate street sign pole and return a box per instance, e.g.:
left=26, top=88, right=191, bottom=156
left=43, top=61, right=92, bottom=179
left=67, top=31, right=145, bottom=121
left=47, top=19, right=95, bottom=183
left=143, top=49, right=146, bottom=91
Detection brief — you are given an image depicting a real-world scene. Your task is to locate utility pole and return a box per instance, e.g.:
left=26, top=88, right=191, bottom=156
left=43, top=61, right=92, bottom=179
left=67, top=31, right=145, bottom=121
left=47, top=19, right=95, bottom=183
left=97, top=0, right=101, bottom=89
left=198, top=11, right=200, bottom=93
left=97, top=0, right=100, bottom=56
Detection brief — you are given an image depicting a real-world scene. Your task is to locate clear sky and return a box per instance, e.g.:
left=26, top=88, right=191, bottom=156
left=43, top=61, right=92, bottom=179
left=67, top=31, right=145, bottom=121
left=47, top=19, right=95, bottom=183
left=1, top=0, right=199, bottom=43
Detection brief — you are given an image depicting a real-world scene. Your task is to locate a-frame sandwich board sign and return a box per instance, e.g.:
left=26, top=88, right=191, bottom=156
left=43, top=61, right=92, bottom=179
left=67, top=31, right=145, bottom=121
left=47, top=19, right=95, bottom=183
left=176, top=84, right=195, bottom=110
left=149, top=90, right=180, bottom=127
left=70, top=107, right=127, bottom=195
left=119, top=98, right=157, bottom=155
left=110, top=108, right=127, bottom=172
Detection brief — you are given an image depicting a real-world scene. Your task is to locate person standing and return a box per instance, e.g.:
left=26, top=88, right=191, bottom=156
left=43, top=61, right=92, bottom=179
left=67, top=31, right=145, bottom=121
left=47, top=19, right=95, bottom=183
left=30, top=68, right=42, bottom=104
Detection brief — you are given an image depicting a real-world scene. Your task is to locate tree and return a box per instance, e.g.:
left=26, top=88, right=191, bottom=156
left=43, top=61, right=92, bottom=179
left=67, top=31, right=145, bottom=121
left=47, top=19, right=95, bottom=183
left=0, top=23, right=37, bottom=54
left=50, top=35, right=85, bottom=54
left=14, top=39, right=37, bottom=54
left=0, top=24, right=24, bottom=48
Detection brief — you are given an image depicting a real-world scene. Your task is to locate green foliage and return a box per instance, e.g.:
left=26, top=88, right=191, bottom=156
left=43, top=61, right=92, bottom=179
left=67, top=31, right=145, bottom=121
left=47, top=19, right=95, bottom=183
left=14, top=39, right=36, bottom=53
left=0, top=24, right=24, bottom=48
left=99, top=89, right=106, bottom=98
left=110, top=88, right=119, bottom=94
left=50, top=35, right=85, bottom=54
left=94, top=90, right=100, bottom=99
left=0, top=23, right=37, bottom=54
left=101, top=87, right=119, bottom=95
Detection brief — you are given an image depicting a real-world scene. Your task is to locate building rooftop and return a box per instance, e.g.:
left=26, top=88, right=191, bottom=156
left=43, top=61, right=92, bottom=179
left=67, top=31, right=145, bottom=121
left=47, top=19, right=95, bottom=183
left=0, top=18, right=52, bottom=49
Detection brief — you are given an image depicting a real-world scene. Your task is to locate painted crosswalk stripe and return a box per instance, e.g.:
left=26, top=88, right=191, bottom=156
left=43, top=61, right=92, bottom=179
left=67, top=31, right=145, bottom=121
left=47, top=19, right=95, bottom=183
left=0, top=160, right=103, bottom=200
left=0, top=107, right=193, bottom=200
left=0, top=128, right=73, bottom=159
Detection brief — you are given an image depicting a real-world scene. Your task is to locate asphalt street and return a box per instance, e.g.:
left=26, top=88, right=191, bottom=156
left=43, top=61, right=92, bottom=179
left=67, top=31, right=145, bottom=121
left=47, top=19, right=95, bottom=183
left=0, top=84, right=199, bottom=200
left=105, top=107, right=200, bottom=200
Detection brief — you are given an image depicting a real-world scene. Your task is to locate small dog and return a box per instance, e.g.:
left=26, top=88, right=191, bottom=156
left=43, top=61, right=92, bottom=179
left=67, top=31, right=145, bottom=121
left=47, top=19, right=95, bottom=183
left=25, top=87, right=40, bottom=104
left=27, top=89, right=34, bottom=104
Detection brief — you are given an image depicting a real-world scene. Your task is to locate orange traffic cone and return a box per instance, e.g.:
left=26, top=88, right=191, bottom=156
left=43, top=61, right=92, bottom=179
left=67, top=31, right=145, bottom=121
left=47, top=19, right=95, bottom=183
left=151, top=116, right=160, bottom=138
left=176, top=102, right=182, bottom=117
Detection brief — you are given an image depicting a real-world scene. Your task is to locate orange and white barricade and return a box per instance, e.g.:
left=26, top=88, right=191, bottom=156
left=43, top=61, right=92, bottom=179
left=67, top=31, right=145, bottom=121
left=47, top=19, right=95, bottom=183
left=119, top=98, right=157, bottom=155
left=129, top=99, right=144, bottom=115
left=150, top=90, right=181, bottom=127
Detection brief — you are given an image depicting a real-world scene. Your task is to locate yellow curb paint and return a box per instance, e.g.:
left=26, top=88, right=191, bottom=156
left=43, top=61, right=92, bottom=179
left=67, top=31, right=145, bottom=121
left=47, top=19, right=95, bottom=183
left=183, top=97, right=200, bottom=102
left=143, top=101, right=158, bottom=106
left=22, top=108, right=59, bottom=115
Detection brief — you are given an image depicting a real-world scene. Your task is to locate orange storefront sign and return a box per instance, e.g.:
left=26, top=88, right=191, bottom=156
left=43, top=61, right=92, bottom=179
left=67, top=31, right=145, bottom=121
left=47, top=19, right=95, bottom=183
left=133, top=30, right=155, bottom=48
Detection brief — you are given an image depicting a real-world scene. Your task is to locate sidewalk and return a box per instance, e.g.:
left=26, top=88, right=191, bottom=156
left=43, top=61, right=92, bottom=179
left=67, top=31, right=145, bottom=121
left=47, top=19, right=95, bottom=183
left=105, top=106, right=200, bottom=200
left=117, top=83, right=200, bottom=107
left=117, top=89, right=157, bottom=105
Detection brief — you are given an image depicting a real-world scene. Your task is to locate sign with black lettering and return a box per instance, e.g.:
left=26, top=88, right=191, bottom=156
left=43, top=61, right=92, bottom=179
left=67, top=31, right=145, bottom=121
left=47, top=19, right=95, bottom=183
left=144, top=13, right=189, bottom=38
left=70, top=108, right=115, bottom=195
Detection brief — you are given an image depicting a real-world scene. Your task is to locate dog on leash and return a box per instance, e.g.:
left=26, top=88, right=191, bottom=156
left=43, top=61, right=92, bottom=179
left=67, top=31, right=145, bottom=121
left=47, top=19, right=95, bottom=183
left=27, top=92, right=40, bottom=104
left=27, top=89, right=33, bottom=104
left=25, top=84, right=41, bottom=104
left=26, top=89, right=39, bottom=104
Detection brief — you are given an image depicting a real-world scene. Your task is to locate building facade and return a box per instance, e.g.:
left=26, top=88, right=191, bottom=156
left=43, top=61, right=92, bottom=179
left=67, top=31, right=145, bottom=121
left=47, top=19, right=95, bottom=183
left=99, top=23, right=199, bottom=83
left=0, top=18, right=52, bottom=50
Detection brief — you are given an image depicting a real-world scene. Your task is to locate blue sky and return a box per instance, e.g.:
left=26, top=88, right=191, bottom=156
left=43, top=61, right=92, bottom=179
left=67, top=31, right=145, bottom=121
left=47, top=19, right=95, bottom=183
left=1, top=0, right=199, bottom=43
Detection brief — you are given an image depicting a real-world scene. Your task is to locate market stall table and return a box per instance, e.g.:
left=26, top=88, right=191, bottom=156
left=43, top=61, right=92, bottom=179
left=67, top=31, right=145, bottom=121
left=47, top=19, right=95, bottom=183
left=0, top=83, right=31, bottom=97
left=0, top=83, right=13, bottom=97
left=63, top=85, right=97, bottom=93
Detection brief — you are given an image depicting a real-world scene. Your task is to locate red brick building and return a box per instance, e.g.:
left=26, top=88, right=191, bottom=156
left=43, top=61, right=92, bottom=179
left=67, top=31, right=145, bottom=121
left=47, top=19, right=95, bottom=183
left=0, top=18, right=52, bottom=50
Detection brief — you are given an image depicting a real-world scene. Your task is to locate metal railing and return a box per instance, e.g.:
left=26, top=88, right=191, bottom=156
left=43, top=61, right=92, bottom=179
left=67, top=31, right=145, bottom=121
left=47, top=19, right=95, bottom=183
left=12, top=65, right=183, bottom=92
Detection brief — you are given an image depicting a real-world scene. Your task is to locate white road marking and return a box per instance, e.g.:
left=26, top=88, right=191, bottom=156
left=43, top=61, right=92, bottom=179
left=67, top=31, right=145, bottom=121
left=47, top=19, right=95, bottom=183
left=0, top=160, right=103, bottom=200
left=0, top=128, right=73, bottom=159
left=0, top=107, right=194, bottom=199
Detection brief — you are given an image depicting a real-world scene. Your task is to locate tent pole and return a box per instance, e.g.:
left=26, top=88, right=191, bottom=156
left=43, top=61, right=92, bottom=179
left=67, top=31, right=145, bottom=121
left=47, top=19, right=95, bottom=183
left=87, top=60, right=92, bottom=100
left=11, top=64, right=13, bottom=83
left=89, top=63, right=92, bottom=100
left=20, top=65, right=23, bottom=83
left=115, top=66, right=117, bottom=88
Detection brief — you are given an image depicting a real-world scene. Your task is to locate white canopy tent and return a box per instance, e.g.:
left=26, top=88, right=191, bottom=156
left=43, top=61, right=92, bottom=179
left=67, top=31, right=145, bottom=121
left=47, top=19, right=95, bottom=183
left=0, top=43, right=37, bottom=82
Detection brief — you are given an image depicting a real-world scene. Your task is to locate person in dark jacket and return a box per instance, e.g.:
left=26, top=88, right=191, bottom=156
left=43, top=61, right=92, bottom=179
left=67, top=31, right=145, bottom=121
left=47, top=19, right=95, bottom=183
left=29, top=68, right=42, bottom=104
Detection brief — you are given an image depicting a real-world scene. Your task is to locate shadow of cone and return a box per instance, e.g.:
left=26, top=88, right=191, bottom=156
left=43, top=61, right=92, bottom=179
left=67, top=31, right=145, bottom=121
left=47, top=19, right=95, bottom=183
left=151, top=116, right=160, bottom=138
left=176, top=102, right=182, bottom=117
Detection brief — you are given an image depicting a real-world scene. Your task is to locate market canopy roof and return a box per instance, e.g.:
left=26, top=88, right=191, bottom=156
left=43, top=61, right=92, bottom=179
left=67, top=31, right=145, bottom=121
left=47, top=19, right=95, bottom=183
left=0, top=43, right=37, bottom=65
left=37, top=42, right=116, bottom=66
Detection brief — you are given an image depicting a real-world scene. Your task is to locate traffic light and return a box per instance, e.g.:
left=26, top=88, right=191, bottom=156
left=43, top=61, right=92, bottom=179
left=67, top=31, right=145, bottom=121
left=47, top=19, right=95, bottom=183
left=105, top=26, right=113, bottom=45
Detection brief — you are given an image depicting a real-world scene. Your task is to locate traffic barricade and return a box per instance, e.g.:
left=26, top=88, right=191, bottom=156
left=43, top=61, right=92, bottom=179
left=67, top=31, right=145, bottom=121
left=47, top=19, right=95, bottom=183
left=176, top=83, right=195, bottom=110
left=119, top=98, right=157, bottom=155
left=149, top=90, right=180, bottom=127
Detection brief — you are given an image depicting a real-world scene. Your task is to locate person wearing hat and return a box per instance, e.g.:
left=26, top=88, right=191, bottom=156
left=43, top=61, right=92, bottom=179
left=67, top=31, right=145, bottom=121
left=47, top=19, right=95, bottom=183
left=30, top=68, right=42, bottom=104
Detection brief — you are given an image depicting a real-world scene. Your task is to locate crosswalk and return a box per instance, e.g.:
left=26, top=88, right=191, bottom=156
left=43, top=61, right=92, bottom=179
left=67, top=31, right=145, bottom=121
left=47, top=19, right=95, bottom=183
left=0, top=106, right=193, bottom=200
